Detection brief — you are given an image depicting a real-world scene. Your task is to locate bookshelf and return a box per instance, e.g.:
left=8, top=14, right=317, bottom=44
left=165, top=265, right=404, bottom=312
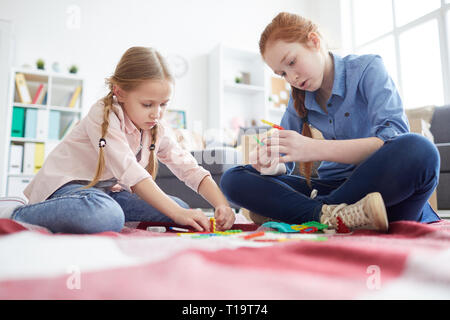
left=1, top=68, right=83, bottom=198
left=207, top=43, right=286, bottom=132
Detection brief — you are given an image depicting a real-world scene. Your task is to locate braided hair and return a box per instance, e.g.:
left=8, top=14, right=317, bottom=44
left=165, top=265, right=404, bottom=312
left=83, top=47, right=173, bottom=189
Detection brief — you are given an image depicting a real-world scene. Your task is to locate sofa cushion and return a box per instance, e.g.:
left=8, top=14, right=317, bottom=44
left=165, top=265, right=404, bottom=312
left=437, top=145, right=450, bottom=172
left=437, top=173, right=450, bottom=209
left=156, top=148, right=242, bottom=178
left=430, top=105, right=450, bottom=143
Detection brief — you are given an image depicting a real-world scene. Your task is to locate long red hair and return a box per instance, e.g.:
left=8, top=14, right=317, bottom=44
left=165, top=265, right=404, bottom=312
left=259, top=12, right=321, bottom=187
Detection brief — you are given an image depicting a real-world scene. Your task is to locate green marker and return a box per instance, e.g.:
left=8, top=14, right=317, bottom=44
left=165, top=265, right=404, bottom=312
left=253, top=136, right=264, bottom=146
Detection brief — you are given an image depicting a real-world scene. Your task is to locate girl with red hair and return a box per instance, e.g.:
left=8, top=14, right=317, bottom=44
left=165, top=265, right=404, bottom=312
left=221, top=12, right=440, bottom=231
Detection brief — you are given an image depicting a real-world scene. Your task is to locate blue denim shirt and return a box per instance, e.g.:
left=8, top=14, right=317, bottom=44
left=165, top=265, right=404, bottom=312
left=281, top=53, right=410, bottom=180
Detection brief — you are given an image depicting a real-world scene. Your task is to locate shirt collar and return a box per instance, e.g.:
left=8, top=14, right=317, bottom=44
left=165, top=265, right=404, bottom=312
left=330, top=52, right=346, bottom=98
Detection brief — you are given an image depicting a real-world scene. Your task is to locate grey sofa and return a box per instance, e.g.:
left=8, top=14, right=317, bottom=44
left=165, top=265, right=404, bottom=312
left=430, top=105, right=450, bottom=209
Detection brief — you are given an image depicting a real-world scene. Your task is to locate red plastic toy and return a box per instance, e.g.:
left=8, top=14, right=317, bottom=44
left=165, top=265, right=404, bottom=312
left=336, top=216, right=351, bottom=233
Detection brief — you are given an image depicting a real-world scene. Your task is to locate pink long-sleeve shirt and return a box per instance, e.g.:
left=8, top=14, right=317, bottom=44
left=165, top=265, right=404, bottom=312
left=23, top=98, right=210, bottom=204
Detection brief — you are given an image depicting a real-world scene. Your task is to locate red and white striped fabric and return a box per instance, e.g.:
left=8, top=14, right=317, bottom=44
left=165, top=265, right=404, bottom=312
left=0, top=218, right=449, bottom=299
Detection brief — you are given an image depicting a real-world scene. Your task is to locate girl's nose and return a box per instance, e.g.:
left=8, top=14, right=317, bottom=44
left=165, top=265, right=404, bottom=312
left=150, top=106, right=162, bottom=119
left=286, top=71, right=298, bottom=85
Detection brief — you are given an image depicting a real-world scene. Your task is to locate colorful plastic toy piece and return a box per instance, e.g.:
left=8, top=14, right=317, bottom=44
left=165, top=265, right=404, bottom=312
left=261, top=222, right=299, bottom=233
left=261, top=119, right=285, bottom=130
left=224, top=229, right=242, bottom=233
left=262, top=221, right=327, bottom=233
left=291, top=224, right=308, bottom=231
left=302, top=221, right=330, bottom=231
left=243, top=231, right=265, bottom=240
left=210, top=217, right=216, bottom=233
left=299, top=226, right=318, bottom=234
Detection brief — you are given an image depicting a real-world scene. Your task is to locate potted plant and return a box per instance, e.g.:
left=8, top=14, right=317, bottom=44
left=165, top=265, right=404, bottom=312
left=36, top=59, right=45, bottom=70
left=69, top=65, right=78, bottom=74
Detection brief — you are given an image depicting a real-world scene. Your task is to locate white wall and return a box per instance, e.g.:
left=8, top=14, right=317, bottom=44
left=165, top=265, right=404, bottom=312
left=0, top=0, right=314, bottom=129
left=305, top=0, right=349, bottom=55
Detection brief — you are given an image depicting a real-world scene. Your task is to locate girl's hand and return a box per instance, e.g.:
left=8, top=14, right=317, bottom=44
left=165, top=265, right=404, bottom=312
left=171, top=208, right=211, bottom=232
left=214, top=205, right=236, bottom=230
left=249, top=143, right=277, bottom=173
left=110, top=184, right=123, bottom=192
left=263, top=130, right=316, bottom=163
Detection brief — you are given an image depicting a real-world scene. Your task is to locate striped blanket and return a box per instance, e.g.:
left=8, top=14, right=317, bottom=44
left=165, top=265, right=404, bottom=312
left=0, top=217, right=449, bottom=300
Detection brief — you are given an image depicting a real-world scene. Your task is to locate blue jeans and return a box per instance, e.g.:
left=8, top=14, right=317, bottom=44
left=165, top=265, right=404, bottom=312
left=11, top=183, right=189, bottom=234
left=220, top=133, right=441, bottom=224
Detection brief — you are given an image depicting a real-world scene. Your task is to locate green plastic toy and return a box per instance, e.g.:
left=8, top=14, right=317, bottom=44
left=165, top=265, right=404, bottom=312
left=261, top=222, right=299, bottom=233
left=261, top=221, right=329, bottom=233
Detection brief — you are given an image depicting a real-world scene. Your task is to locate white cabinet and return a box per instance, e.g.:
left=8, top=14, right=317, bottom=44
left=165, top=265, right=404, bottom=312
left=1, top=68, right=83, bottom=197
left=208, top=44, right=285, bottom=132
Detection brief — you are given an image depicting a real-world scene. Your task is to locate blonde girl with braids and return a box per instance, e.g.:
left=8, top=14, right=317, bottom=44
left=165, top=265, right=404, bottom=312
left=1, top=47, right=235, bottom=233
left=220, top=12, right=441, bottom=231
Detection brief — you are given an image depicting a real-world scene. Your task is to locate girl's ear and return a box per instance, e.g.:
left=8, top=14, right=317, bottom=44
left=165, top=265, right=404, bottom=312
left=113, top=85, right=126, bottom=102
left=307, top=32, right=321, bottom=50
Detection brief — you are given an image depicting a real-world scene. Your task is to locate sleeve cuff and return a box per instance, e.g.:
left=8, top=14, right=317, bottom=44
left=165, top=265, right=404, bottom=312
left=190, top=170, right=212, bottom=193
left=374, top=126, right=401, bottom=142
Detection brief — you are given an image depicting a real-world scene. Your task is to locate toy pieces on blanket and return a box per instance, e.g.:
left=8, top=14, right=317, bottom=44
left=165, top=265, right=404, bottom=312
left=261, top=221, right=328, bottom=233
left=177, top=229, right=243, bottom=237
left=242, top=231, right=328, bottom=242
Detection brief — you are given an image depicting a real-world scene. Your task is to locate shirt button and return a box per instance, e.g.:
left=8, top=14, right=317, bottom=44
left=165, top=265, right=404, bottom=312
left=329, top=119, right=332, bottom=124
left=328, top=103, right=332, bottom=107
left=345, top=112, right=350, bottom=117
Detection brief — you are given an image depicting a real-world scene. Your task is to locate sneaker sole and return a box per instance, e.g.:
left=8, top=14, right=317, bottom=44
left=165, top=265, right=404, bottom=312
left=0, top=197, right=27, bottom=205
left=366, top=192, right=389, bottom=232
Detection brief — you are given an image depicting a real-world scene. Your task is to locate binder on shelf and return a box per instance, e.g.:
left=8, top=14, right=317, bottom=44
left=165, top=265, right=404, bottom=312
left=23, top=142, right=35, bottom=175
left=36, top=109, right=48, bottom=140
left=8, top=144, right=24, bottom=174
left=24, top=108, right=37, bottom=139
left=15, top=73, right=32, bottom=104
left=31, top=84, right=47, bottom=105
left=48, top=111, right=61, bottom=140
left=7, top=176, right=32, bottom=198
left=41, top=91, right=48, bottom=105
left=11, top=107, right=25, bottom=137
left=67, top=86, right=81, bottom=108
left=34, top=143, right=45, bottom=173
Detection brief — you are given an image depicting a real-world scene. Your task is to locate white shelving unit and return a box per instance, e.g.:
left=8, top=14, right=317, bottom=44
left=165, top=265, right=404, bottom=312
left=1, top=68, right=83, bottom=198
left=208, top=43, right=285, bottom=131
left=0, top=20, right=13, bottom=197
